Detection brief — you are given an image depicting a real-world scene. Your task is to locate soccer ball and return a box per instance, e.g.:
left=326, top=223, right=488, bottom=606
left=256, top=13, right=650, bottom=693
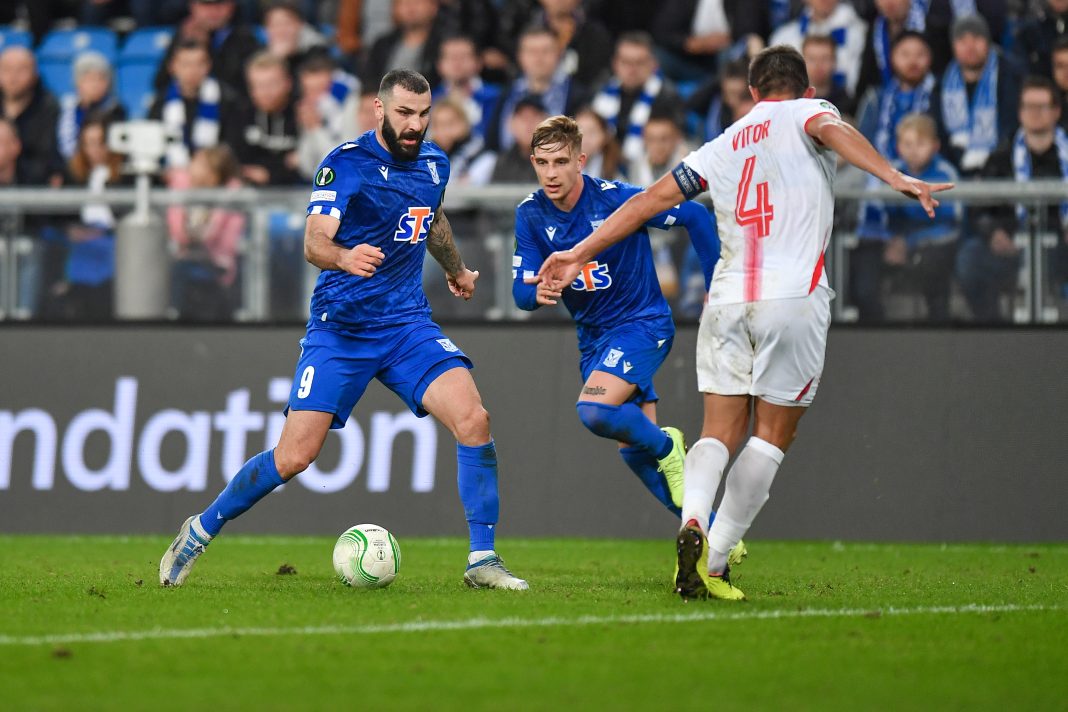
left=332, top=524, right=400, bottom=588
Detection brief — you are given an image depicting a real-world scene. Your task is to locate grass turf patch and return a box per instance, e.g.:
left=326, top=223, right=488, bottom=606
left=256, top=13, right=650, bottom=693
left=1, top=536, right=1065, bottom=710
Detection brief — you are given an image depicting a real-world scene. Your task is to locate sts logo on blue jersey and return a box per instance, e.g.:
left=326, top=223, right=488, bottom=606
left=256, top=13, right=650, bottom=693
left=571, top=261, right=612, bottom=291
left=394, top=207, right=435, bottom=243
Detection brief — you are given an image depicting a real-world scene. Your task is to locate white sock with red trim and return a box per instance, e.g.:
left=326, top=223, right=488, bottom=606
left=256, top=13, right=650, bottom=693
left=707, top=436, right=784, bottom=574
left=680, top=438, right=730, bottom=533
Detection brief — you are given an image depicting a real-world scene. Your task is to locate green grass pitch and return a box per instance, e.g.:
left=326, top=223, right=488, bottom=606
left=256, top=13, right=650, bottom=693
left=2, top=535, right=1066, bottom=710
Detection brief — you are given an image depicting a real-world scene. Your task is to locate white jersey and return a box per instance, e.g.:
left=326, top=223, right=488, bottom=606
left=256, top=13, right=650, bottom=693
left=676, top=98, right=839, bottom=306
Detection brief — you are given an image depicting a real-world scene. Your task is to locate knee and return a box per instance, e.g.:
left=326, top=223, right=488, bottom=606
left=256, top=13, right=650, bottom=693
left=273, top=445, right=316, bottom=479
left=576, top=402, right=611, bottom=437
left=453, top=406, right=491, bottom=446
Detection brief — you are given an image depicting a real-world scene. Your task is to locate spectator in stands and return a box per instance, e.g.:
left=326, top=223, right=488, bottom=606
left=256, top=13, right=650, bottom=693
left=57, top=52, right=126, bottom=163
left=591, top=32, right=682, bottom=166
left=931, top=14, right=1022, bottom=177
left=1053, top=37, right=1068, bottom=131
left=489, top=26, right=587, bottom=151
left=529, top=0, right=612, bottom=87
left=770, top=0, right=868, bottom=94
left=630, top=112, right=690, bottom=188
left=803, top=34, right=856, bottom=117
left=155, top=0, right=263, bottom=98
left=489, top=95, right=547, bottom=183
left=432, top=35, right=501, bottom=142
left=335, top=0, right=396, bottom=72
left=362, top=0, right=444, bottom=89
left=149, top=40, right=235, bottom=169
left=356, top=88, right=379, bottom=132
left=852, top=31, right=937, bottom=310
left=264, top=0, right=328, bottom=78
left=1014, top=0, right=1068, bottom=79
left=632, top=113, right=690, bottom=298
left=857, top=0, right=918, bottom=101
left=858, top=31, right=935, bottom=162
left=959, top=77, right=1068, bottom=321
left=0, top=117, right=22, bottom=185
left=652, top=0, right=771, bottom=82
left=227, top=51, right=301, bottom=186
left=851, top=32, right=936, bottom=320
left=437, top=0, right=509, bottom=80
left=883, top=114, right=961, bottom=321
left=167, top=144, right=246, bottom=321
left=55, top=117, right=124, bottom=321
left=0, top=47, right=63, bottom=187
left=853, top=0, right=972, bottom=100
left=575, top=107, right=621, bottom=180
left=428, top=98, right=495, bottom=185
left=687, top=57, right=753, bottom=142
left=295, top=52, right=361, bottom=181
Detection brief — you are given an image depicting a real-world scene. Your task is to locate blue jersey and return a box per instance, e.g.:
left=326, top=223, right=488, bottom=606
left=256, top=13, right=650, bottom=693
left=513, top=176, right=680, bottom=335
left=305, top=130, right=451, bottom=330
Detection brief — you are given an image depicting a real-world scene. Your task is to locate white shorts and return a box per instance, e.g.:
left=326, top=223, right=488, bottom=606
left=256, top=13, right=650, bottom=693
left=696, top=287, right=833, bottom=407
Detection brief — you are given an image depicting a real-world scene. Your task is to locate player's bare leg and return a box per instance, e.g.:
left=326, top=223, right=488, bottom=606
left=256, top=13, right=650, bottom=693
left=160, top=409, right=333, bottom=586
left=422, top=367, right=528, bottom=590
left=575, top=371, right=687, bottom=507
left=675, top=393, right=750, bottom=600
left=273, top=410, right=334, bottom=479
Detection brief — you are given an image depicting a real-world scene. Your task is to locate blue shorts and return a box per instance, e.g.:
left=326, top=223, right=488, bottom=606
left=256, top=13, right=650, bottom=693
left=578, top=316, right=675, bottom=404
left=286, top=321, right=473, bottom=429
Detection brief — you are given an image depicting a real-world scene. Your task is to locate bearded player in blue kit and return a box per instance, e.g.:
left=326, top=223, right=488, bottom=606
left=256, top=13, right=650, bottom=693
left=160, top=69, right=527, bottom=591
left=513, top=116, right=744, bottom=561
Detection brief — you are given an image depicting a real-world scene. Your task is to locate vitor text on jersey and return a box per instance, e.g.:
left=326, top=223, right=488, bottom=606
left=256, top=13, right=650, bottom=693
left=732, top=120, right=772, bottom=151
left=0, top=377, right=437, bottom=494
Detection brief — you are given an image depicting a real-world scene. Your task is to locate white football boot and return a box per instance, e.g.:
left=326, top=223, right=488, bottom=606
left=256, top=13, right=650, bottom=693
left=463, top=553, right=529, bottom=590
left=159, top=515, right=213, bottom=587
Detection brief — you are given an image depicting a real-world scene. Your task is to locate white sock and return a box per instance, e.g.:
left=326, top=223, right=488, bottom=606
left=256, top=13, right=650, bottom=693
left=681, top=438, right=730, bottom=533
left=707, top=436, right=784, bottom=574
left=468, top=549, right=495, bottom=564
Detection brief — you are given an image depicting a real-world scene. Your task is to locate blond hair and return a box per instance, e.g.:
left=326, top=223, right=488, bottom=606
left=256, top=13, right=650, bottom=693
left=530, top=115, right=582, bottom=156
left=895, top=113, right=938, bottom=141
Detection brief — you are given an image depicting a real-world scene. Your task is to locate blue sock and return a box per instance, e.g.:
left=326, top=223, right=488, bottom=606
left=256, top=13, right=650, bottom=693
left=618, top=448, right=718, bottom=529
left=576, top=402, right=672, bottom=458
left=199, top=449, right=285, bottom=537
left=619, top=446, right=681, bottom=516
left=457, top=441, right=499, bottom=552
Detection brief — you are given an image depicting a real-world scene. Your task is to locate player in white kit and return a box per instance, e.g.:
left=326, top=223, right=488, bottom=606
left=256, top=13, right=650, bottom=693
left=532, top=46, right=952, bottom=600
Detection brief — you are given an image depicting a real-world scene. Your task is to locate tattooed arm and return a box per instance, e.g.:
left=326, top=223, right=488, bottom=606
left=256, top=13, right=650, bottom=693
left=427, top=209, right=480, bottom=300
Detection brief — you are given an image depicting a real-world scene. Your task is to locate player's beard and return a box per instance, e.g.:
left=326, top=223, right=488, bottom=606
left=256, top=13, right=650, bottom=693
left=381, top=115, right=427, bottom=161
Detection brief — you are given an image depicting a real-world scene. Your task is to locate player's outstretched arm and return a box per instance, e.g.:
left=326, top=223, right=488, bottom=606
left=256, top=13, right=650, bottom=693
left=533, top=174, right=686, bottom=290
left=806, top=114, right=955, bottom=218
left=427, top=209, right=479, bottom=300
left=304, top=213, right=383, bottom=277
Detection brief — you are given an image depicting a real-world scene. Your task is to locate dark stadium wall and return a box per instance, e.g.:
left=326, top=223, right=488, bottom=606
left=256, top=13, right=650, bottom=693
left=1, top=326, right=1065, bottom=542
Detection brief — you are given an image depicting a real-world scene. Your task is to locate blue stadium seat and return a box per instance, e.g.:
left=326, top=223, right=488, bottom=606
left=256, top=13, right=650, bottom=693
left=38, top=28, right=118, bottom=63
left=319, top=23, right=335, bottom=41
left=117, top=62, right=157, bottom=119
left=38, top=60, right=75, bottom=99
left=0, top=28, right=33, bottom=51
left=120, top=27, right=174, bottom=63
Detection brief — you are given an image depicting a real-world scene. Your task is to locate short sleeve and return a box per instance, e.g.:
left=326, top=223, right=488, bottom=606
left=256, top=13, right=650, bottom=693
left=794, top=98, right=842, bottom=137
left=307, top=154, right=361, bottom=222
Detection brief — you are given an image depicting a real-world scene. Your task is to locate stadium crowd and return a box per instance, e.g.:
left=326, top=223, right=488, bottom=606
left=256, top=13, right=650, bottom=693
left=0, top=0, right=1066, bottom=322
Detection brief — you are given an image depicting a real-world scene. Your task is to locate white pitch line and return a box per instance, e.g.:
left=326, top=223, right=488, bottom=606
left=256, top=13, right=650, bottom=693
left=0, top=603, right=1059, bottom=648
